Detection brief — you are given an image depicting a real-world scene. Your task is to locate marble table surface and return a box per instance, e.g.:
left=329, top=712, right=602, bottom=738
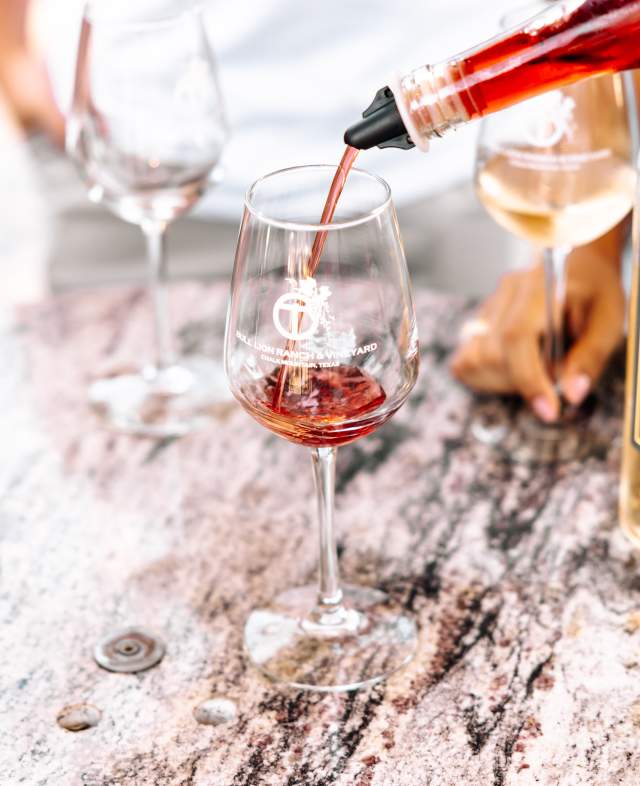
left=2, top=282, right=640, bottom=786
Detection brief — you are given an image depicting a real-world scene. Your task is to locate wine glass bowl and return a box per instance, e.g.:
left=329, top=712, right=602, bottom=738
left=67, top=3, right=226, bottom=227
left=225, top=165, right=419, bottom=691
left=67, top=0, right=229, bottom=437
left=475, top=77, right=635, bottom=252
left=227, top=166, right=419, bottom=448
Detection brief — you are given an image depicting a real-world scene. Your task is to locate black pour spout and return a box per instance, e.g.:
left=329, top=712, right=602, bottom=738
left=344, top=86, right=414, bottom=151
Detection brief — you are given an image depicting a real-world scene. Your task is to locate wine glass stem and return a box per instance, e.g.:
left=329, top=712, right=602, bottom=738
left=311, top=447, right=345, bottom=619
left=143, top=221, right=173, bottom=371
left=543, top=246, right=570, bottom=389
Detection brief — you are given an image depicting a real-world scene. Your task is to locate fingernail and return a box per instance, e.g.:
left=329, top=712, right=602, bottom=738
left=532, top=396, right=557, bottom=423
left=564, top=373, right=591, bottom=406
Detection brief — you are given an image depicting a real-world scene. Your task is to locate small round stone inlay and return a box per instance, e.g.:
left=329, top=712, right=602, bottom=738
left=94, top=628, right=165, bottom=673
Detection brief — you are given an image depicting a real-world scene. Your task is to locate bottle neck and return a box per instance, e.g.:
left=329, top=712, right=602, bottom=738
left=391, top=0, right=640, bottom=152
left=391, top=61, right=473, bottom=152
left=346, top=0, right=640, bottom=153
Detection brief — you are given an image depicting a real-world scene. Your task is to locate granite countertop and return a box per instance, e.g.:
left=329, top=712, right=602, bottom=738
left=2, top=282, right=639, bottom=786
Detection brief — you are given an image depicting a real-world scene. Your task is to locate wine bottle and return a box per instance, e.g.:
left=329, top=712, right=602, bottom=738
left=345, top=0, right=640, bottom=151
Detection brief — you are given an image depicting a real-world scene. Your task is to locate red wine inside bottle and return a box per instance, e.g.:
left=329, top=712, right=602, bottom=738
left=346, top=0, right=640, bottom=151
left=458, top=0, right=640, bottom=121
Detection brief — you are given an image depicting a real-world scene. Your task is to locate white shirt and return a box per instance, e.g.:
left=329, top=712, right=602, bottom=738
left=42, top=0, right=520, bottom=219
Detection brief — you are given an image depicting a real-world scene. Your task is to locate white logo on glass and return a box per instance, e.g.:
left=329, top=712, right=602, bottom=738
left=273, top=278, right=332, bottom=341
left=523, top=91, right=576, bottom=148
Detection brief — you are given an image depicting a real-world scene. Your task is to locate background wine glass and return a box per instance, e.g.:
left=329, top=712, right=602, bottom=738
left=66, top=0, right=228, bottom=437
left=225, top=165, right=419, bottom=691
left=472, top=1, right=635, bottom=453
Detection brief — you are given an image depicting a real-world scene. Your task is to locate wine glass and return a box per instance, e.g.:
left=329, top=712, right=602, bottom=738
left=472, top=0, right=635, bottom=454
left=66, top=0, right=228, bottom=437
left=225, top=165, right=419, bottom=691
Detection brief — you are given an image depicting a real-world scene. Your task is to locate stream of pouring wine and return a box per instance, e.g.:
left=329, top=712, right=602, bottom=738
left=271, top=145, right=360, bottom=410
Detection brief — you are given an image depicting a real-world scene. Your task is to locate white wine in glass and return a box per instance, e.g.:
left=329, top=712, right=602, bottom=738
left=477, top=148, right=635, bottom=249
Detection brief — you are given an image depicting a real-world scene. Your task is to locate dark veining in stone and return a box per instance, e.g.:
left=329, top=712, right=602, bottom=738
left=143, top=436, right=179, bottom=465
left=336, top=423, right=415, bottom=496
left=405, top=559, right=442, bottom=610
left=525, top=655, right=554, bottom=698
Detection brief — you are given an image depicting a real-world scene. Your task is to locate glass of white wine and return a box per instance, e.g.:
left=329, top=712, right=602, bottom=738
left=473, top=0, right=635, bottom=456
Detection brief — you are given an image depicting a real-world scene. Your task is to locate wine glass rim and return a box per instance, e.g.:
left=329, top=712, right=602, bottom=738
left=85, top=0, right=207, bottom=29
left=244, top=164, right=393, bottom=232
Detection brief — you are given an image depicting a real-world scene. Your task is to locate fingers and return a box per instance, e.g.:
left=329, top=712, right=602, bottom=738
left=499, top=267, right=558, bottom=420
left=503, top=331, right=559, bottom=422
left=453, top=254, right=625, bottom=421
left=567, top=298, right=589, bottom=339
left=560, top=270, right=625, bottom=405
left=452, top=266, right=559, bottom=419
left=451, top=333, right=513, bottom=394
left=450, top=276, right=519, bottom=394
left=452, top=325, right=558, bottom=421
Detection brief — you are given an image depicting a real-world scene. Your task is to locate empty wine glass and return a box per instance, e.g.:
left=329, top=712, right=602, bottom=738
left=225, top=165, right=419, bottom=691
left=67, top=0, right=228, bottom=436
left=472, top=0, right=635, bottom=457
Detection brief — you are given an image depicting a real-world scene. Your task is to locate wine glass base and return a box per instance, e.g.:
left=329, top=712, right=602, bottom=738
left=88, top=355, right=234, bottom=437
left=470, top=398, right=513, bottom=446
left=244, top=584, right=417, bottom=692
left=513, top=396, right=595, bottom=463
left=471, top=396, right=596, bottom=465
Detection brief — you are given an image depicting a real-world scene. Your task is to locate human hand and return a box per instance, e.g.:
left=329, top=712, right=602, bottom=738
left=450, top=250, right=625, bottom=422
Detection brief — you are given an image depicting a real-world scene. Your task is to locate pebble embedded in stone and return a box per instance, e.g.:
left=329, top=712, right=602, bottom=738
left=193, top=697, right=237, bottom=726
left=625, top=613, right=640, bottom=634
left=56, top=703, right=102, bottom=732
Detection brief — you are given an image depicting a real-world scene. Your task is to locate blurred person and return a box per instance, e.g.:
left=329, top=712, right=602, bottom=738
left=3, top=0, right=633, bottom=414
left=40, top=0, right=524, bottom=217
left=33, top=0, right=532, bottom=293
